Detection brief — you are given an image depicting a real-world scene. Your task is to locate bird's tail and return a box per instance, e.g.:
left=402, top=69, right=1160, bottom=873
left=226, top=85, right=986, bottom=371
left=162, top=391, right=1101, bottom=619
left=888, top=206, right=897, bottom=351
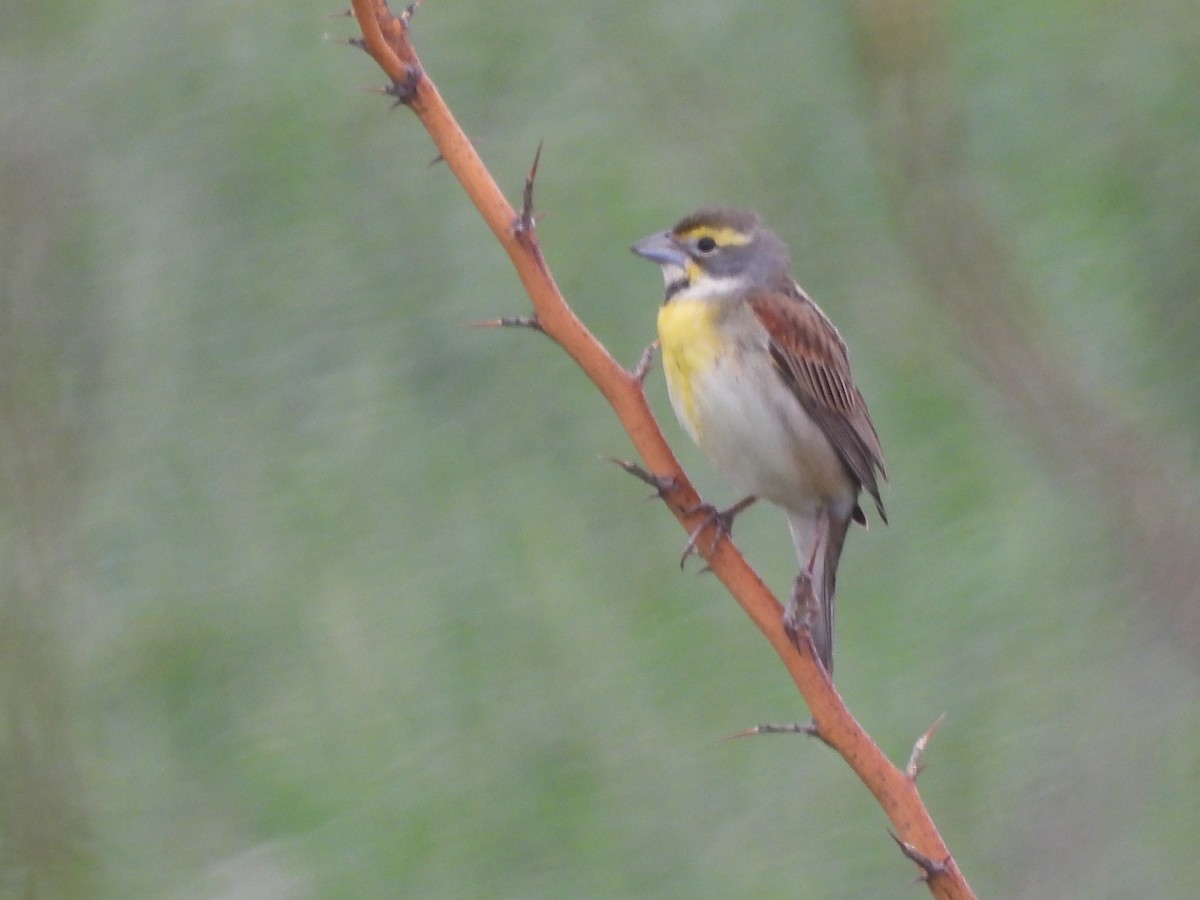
left=786, top=508, right=852, bottom=673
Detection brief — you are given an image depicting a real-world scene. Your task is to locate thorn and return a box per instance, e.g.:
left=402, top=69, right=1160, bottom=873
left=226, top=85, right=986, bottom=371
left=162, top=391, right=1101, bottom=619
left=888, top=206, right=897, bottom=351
left=330, top=7, right=353, bottom=18
left=399, top=0, right=424, bottom=26
left=429, top=153, right=445, bottom=167
left=469, top=315, right=544, bottom=332
left=524, top=140, right=543, bottom=220
left=632, top=340, right=659, bottom=384
left=605, top=458, right=677, bottom=498
left=341, top=36, right=366, bottom=51
left=723, top=720, right=821, bottom=740
left=384, top=64, right=423, bottom=109
left=906, top=713, right=945, bottom=781
left=888, top=832, right=951, bottom=883
left=513, top=140, right=544, bottom=238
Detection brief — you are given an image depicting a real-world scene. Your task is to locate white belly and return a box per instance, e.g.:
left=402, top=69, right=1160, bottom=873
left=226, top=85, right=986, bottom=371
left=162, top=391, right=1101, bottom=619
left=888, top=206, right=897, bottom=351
left=672, top=351, right=853, bottom=516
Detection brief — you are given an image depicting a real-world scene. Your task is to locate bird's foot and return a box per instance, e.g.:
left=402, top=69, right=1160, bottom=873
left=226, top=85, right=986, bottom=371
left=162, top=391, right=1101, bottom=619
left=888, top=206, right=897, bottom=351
left=782, top=569, right=814, bottom=641
left=678, top=496, right=756, bottom=569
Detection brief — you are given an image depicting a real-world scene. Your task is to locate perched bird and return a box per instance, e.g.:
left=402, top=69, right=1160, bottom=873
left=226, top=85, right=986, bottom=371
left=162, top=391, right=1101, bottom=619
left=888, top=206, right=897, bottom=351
left=632, top=207, right=886, bottom=671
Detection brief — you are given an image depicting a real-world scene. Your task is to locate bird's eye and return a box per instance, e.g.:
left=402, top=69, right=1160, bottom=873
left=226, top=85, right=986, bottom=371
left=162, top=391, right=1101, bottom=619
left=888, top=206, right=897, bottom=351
left=696, top=236, right=717, bottom=254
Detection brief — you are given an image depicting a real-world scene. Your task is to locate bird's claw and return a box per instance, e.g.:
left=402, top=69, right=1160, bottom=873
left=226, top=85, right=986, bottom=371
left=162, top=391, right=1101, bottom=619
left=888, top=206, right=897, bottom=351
left=782, top=569, right=818, bottom=646
left=678, top=496, right=756, bottom=569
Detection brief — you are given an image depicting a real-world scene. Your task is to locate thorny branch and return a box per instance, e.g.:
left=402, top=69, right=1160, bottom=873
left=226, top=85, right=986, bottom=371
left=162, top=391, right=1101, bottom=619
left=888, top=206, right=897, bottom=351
left=344, top=3, right=974, bottom=897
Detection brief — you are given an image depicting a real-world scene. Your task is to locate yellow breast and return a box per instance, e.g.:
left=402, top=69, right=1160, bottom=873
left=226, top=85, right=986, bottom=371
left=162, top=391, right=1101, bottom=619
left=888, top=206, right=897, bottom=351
left=657, top=298, right=723, bottom=436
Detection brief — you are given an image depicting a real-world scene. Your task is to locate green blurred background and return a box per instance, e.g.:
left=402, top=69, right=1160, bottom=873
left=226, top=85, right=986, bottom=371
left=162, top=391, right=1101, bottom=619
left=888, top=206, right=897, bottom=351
left=3, top=1, right=1199, bottom=897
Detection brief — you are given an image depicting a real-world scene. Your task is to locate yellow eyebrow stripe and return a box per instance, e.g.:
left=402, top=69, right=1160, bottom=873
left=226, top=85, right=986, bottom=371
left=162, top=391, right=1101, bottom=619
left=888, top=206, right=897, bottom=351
left=675, top=225, right=752, bottom=246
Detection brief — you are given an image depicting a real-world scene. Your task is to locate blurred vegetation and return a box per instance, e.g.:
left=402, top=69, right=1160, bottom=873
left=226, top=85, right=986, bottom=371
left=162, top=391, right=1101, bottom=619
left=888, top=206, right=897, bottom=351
left=2, top=1, right=1198, bottom=897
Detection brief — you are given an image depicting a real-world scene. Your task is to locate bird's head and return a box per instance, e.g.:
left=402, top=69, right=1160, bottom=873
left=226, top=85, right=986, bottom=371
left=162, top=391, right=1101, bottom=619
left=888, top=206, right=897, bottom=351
left=632, top=207, right=793, bottom=301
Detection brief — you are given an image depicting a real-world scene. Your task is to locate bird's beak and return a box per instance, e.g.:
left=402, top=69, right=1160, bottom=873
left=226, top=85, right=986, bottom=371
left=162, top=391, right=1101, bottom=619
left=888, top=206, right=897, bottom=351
left=631, top=231, right=688, bottom=268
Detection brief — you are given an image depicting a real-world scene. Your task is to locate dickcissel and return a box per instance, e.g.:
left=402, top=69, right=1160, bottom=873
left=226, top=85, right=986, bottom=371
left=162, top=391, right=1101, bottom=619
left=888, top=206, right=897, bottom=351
left=632, top=207, right=886, bottom=671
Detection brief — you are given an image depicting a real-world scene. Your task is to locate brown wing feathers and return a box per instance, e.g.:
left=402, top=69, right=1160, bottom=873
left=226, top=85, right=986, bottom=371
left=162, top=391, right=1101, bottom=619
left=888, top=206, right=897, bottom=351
left=748, top=292, right=888, bottom=523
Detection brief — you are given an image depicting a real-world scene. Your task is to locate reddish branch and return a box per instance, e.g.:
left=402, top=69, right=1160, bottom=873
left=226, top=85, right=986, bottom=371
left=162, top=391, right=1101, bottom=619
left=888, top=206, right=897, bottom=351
left=346, top=2, right=974, bottom=896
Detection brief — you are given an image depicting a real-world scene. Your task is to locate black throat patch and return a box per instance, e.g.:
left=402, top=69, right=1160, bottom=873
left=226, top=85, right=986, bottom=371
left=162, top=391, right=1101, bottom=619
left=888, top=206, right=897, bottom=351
left=663, top=277, right=689, bottom=303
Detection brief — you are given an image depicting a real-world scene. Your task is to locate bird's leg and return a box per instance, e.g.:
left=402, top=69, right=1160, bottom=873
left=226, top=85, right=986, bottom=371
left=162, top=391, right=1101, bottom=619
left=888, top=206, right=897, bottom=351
left=609, top=458, right=756, bottom=568
left=678, top=495, right=757, bottom=568
left=803, top=506, right=828, bottom=574
left=782, top=568, right=817, bottom=646
left=782, top=507, right=827, bottom=647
